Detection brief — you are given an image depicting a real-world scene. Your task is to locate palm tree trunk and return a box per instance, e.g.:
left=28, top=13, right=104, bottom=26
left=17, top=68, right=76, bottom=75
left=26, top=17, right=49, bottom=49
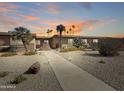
left=73, top=29, right=74, bottom=35
left=60, top=32, right=62, bottom=49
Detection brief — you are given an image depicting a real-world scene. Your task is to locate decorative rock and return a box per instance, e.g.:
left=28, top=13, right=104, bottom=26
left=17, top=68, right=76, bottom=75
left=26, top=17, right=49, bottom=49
left=24, top=62, right=40, bottom=74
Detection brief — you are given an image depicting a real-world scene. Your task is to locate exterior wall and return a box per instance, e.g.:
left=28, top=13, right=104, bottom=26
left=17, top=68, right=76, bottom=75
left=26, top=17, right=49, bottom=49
left=0, top=35, right=10, bottom=52
left=0, top=35, right=10, bottom=46
left=10, top=37, right=36, bottom=52
left=36, top=39, right=44, bottom=48
left=61, top=38, right=68, bottom=44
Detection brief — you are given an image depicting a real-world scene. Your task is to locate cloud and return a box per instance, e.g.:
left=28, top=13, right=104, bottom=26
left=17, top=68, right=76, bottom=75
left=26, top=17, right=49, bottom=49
left=24, top=15, right=40, bottom=21
left=111, top=34, right=124, bottom=38
left=0, top=7, right=9, bottom=12
left=0, top=2, right=119, bottom=37
left=78, top=2, right=92, bottom=10
left=47, top=3, right=60, bottom=14
left=16, top=14, right=41, bottom=21
left=82, top=19, right=119, bottom=31
left=0, top=2, right=18, bottom=12
left=0, top=14, right=24, bottom=32
left=31, top=25, right=48, bottom=31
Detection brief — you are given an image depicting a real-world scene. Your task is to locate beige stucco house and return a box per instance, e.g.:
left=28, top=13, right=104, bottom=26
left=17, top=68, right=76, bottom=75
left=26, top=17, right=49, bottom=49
left=0, top=32, right=123, bottom=52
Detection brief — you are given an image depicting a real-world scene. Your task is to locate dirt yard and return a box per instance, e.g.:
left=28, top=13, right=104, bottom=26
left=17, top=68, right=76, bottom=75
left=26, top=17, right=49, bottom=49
left=0, top=54, right=62, bottom=91
left=59, top=51, right=124, bottom=90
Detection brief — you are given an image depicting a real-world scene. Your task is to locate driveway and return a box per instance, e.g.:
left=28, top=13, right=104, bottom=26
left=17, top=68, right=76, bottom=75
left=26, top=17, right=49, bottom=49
left=42, top=50, right=115, bottom=91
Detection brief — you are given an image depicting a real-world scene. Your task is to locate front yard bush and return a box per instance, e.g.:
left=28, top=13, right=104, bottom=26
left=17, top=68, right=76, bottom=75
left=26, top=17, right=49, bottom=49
left=0, top=71, right=9, bottom=78
left=1, top=52, right=16, bottom=57
left=24, top=50, right=36, bottom=55
left=88, top=42, right=98, bottom=51
left=60, top=47, right=82, bottom=52
left=10, top=75, right=27, bottom=84
left=73, top=37, right=83, bottom=48
left=98, top=38, right=122, bottom=56
left=99, top=60, right=106, bottom=64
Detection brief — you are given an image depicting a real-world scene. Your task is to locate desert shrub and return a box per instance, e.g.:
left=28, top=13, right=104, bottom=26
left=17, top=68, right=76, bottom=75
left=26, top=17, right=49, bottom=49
left=0, top=71, right=9, bottom=78
left=73, top=37, right=83, bottom=48
left=99, top=60, right=106, bottom=64
left=98, top=38, right=122, bottom=56
left=89, top=42, right=98, bottom=51
left=24, top=50, right=36, bottom=55
left=60, top=47, right=82, bottom=52
left=1, top=52, right=16, bottom=57
left=10, top=75, right=27, bottom=84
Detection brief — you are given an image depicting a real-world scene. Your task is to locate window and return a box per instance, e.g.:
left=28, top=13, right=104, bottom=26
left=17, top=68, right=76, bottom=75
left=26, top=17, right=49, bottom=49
left=36, top=40, right=40, bottom=45
left=68, top=39, right=73, bottom=44
left=44, top=40, right=48, bottom=44
left=93, top=39, right=98, bottom=43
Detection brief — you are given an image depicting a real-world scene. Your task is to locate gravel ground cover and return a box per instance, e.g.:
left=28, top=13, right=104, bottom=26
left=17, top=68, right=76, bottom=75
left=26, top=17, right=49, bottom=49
left=0, top=54, right=62, bottom=91
left=59, top=51, right=124, bottom=90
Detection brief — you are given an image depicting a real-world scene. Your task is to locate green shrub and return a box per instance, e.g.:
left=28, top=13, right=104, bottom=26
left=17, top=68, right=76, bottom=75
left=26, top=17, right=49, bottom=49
left=24, top=50, right=36, bottom=55
left=10, top=75, right=27, bottom=84
left=1, top=52, right=16, bottom=57
left=60, top=47, right=82, bottom=52
left=0, top=71, right=9, bottom=78
left=89, top=42, right=98, bottom=51
left=99, top=60, right=106, bottom=64
left=98, top=38, right=122, bottom=56
left=73, top=37, right=83, bottom=48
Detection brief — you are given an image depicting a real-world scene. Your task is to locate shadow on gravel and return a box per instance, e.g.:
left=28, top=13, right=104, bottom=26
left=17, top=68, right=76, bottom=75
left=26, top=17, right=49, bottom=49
left=83, top=53, right=116, bottom=58
left=83, top=53, right=102, bottom=57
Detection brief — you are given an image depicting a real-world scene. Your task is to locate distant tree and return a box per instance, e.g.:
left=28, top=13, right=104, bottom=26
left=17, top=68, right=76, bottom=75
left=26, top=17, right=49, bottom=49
left=69, top=28, right=72, bottom=35
left=72, top=25, right=75, bottom=34
left=47, top=29, right=53, bottom=36
left=56, top=24, right=66, bottom=48
left=66, top=31, right=69, bottom=35
left=50, top=29, right=53, bottom=35
left=47, top=29, right=50, bottom=36
left=47, top=29, right=50, bottom=35
left=9, top=26, right=33, bottom=52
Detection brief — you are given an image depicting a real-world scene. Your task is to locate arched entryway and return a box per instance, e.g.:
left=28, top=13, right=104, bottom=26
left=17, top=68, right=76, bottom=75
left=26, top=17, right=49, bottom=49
left=36, top=37, right=51, bottom=50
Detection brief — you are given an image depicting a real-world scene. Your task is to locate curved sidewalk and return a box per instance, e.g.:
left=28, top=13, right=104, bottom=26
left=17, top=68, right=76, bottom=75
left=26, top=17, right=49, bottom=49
left=43, top=51, right=115, bottom=91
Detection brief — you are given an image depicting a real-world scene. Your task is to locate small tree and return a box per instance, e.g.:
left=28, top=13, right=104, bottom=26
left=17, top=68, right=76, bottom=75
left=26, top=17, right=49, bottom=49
left=73, top=37, right=83, bottom=48
left=9, top=26, right=33, bottom=52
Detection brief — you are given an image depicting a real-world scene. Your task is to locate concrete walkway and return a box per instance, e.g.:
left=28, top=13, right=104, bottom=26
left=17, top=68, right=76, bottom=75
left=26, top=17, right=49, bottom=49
left=42, top=51, right=115, bottom=91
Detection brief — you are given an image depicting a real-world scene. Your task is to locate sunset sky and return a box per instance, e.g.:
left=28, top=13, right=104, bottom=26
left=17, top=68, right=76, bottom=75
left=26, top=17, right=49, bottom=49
left=0, top=2, right=124, bottom=37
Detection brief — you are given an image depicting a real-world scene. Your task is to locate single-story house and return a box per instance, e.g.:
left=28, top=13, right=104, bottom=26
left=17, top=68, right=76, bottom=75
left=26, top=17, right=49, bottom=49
left=0, top=32, right=123, bottom=52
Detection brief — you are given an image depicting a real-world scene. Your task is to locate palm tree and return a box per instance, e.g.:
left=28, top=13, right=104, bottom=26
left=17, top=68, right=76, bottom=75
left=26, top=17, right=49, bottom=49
left=47, top=29, right=53, bottom=36
left=49, top=29, right=53, bottom=35
left=66, top=31, right=69, bottom=35
left=72, top=25, right=75, bottom=35
left=69, top=28, right=72, bottom=35
left=9, top=26, right=33, bottom=52
left=56, top=24, right=65, bottom=48
left=47, top=29, right=50, bottom=36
